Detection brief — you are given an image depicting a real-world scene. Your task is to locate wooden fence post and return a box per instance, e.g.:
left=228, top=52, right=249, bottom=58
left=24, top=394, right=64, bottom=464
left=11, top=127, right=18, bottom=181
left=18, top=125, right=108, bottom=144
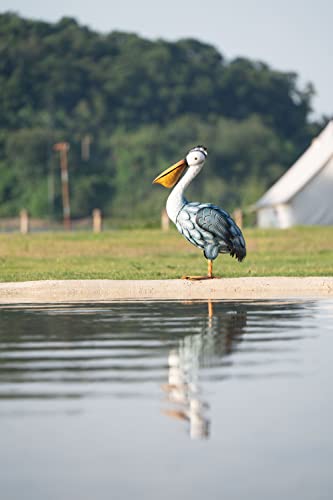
left=233, top=208, right=243, bottom=229
left=161, top=209, right=169, bottom=231
left=20, top=209, right=29, bottom=234
left=92, top=209, right=102, bottom=233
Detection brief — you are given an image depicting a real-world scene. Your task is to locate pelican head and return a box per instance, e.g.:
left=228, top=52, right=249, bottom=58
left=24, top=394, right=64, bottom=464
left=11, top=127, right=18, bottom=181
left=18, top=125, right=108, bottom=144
left=186, top=145, right=208, bottom=167
left=153, top=145, right=208, bottom=188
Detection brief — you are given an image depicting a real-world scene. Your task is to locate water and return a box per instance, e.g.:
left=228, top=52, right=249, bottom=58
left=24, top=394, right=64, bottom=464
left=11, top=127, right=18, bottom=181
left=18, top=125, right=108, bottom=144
left=0, top=299, right=332, bottom=500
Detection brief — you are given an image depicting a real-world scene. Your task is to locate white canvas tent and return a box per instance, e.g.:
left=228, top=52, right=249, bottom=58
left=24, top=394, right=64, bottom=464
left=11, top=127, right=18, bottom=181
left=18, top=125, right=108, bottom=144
left=255, top=121, right=333, bottom=228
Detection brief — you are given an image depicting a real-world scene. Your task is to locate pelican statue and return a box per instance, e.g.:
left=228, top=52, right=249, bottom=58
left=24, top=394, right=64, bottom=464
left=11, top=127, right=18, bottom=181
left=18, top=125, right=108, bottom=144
left=153, top=146, right=246, bottom=279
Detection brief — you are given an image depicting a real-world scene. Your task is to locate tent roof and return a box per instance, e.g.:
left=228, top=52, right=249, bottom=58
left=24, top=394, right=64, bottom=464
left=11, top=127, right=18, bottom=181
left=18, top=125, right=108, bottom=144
left=256, top=121, right=333, bottom=208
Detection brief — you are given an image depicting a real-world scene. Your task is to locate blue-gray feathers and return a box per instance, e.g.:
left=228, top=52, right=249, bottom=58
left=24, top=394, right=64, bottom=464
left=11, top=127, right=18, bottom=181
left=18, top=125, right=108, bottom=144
left=176, top=203, right=246, bottom=262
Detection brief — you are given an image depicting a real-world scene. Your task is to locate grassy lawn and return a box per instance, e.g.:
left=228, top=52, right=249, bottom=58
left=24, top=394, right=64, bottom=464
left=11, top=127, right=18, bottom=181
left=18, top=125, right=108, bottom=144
left=0, top=226, right=332, bottom=282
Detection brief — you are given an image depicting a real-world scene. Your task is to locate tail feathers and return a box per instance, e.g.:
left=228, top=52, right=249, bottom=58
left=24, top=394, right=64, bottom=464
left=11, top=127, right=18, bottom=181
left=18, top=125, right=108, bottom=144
left=229, top=237, right=246, bottom=262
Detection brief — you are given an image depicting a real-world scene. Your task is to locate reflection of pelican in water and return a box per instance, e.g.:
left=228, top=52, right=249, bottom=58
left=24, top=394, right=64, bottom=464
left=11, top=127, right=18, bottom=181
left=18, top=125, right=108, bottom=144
left=162, top=301, right=247, bottom=439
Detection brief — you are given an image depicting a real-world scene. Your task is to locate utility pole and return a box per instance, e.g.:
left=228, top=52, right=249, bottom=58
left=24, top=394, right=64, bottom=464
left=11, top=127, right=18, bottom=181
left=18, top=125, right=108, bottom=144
left=53, top=142, right=71, bottom=230
left=81, top=134, right=92, bottom=161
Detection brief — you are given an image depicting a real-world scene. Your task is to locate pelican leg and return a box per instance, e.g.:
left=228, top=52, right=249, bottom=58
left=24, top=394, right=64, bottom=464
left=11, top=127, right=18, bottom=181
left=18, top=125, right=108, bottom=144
left=182, top=259, right=215, bottom=280
left=208, top=259, right=213, bottom=278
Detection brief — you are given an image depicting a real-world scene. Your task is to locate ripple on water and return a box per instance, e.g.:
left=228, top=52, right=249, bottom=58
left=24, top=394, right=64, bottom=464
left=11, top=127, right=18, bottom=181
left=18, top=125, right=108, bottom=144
left=0, top=299, right=322, bottom=403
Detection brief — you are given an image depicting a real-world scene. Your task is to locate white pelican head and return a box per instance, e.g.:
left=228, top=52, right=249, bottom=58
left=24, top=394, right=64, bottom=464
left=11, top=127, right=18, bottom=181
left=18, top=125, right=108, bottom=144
left=186, top=145, right=208, bottom=167
left=153, top=145, right=208, bottom=188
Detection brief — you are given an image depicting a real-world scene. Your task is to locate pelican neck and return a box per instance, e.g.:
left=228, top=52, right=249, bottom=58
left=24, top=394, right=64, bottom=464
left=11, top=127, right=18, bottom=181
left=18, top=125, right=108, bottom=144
left=166, top=165, right=201, bottom=224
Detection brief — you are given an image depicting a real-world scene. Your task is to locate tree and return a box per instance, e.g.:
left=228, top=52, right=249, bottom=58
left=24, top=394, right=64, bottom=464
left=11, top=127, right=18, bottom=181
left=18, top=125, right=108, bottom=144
left=0, top=12, right=324, bottom=221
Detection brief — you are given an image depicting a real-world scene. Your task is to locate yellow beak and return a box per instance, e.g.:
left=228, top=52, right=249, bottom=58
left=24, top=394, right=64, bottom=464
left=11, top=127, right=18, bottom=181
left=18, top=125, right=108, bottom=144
left=152, top=159, right=188, bottom=188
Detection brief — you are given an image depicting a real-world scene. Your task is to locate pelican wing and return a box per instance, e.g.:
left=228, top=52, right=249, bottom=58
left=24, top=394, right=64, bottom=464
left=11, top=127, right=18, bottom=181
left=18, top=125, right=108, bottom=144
left=196, top=205, right=246, bottom=262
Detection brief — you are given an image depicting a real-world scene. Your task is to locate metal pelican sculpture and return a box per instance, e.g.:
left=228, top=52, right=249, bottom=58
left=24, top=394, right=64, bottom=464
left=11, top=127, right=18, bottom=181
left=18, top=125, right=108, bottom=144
left=153, top=146, right=246, bottom=279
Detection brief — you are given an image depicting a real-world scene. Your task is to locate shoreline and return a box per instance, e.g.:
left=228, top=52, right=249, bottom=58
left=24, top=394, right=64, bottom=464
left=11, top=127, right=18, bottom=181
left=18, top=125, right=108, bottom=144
left=0, top=277, right=331, bottom=303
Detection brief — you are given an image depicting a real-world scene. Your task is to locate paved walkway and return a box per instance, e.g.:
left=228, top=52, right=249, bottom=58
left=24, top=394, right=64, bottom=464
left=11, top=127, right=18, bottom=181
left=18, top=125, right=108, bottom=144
left=0, top=277, right=332, bottom=303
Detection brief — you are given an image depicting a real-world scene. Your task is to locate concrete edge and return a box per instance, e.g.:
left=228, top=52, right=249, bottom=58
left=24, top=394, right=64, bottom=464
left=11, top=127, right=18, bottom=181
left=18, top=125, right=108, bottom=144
left=0, top=277, right=331, bottom=303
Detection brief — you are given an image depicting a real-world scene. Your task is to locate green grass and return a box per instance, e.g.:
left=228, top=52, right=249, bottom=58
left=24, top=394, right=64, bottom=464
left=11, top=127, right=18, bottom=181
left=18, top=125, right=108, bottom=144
left=0, top=226, right=332, bottom=282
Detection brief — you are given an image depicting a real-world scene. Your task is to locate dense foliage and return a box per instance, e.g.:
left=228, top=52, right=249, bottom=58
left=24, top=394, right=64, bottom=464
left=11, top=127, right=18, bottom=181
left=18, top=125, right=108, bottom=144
left=0, top=12, right=324, bottom=220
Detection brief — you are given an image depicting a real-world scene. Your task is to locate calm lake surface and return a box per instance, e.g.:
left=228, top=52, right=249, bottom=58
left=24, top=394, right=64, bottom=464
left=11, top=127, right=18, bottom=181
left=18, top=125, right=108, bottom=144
left=0, top=299, right=332, bottom=500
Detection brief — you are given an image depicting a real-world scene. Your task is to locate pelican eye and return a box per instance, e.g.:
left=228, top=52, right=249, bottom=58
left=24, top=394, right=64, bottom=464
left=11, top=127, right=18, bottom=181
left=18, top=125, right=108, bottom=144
left=194, top=157, right=198, bottom=160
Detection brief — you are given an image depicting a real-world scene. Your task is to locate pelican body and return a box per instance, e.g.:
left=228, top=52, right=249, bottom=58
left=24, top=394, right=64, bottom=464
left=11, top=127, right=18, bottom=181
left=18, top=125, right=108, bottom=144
left=153, top=146, right=246, bottom=278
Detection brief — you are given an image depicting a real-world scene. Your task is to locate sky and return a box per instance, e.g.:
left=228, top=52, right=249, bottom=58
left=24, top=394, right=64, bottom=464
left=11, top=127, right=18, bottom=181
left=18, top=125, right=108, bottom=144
left=1, top=0, right=332, bottom=118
